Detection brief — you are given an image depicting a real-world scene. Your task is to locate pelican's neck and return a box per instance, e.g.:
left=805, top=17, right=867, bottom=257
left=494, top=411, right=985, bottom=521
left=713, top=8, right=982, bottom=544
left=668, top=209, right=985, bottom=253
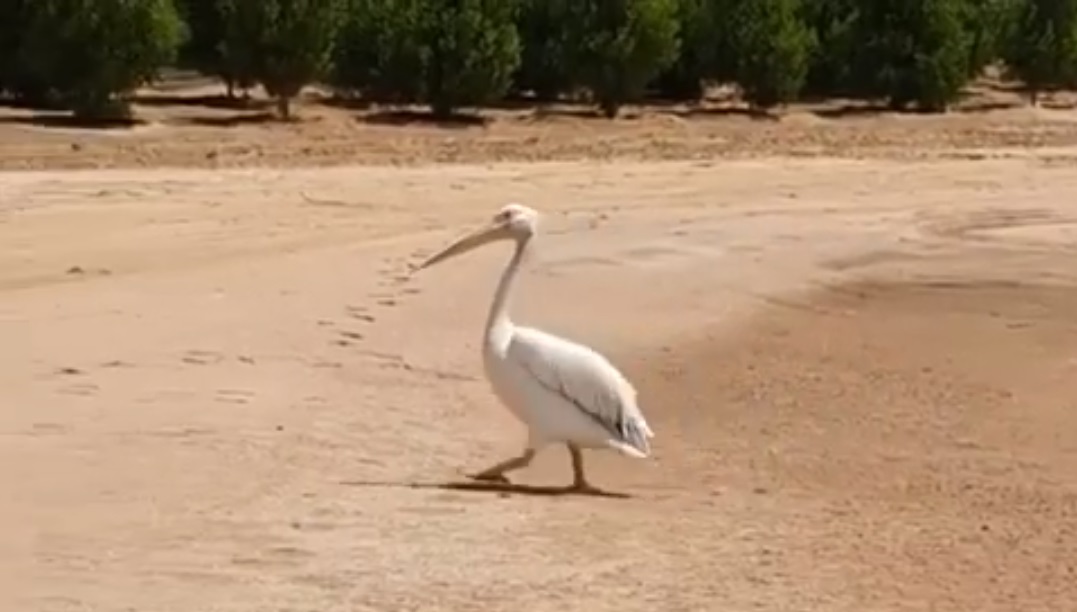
left=484, top=236, right=529, bottom=344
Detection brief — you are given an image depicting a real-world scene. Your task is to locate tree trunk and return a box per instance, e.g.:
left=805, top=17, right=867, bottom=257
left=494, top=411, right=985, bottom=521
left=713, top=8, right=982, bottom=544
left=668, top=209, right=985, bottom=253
left=599, top=98, right=620, bottom=118
left=276, top=95, right=291, bottom=120
left=431, top=99, right=455, bottom=120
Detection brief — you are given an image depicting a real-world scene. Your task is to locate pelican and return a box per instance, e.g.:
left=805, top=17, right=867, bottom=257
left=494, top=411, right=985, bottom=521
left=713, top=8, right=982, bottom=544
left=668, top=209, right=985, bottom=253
left=414, top=203, right=654, bottom=493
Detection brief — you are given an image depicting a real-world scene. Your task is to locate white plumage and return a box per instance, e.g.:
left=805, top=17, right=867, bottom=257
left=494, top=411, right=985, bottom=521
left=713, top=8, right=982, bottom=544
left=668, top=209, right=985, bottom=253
left=496, top=326, right=653, bottom=456
left=415, top=203, right=654, bottom=492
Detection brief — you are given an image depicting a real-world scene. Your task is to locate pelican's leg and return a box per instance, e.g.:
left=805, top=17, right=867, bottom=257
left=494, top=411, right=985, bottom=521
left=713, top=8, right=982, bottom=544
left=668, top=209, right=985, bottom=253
left=567, top=443, right=601, bottom=493
left=470, top=448, right=536, bottom=483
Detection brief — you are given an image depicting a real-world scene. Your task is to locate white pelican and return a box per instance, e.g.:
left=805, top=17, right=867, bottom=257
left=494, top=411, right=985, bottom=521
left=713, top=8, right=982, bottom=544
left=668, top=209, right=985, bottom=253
left=414, top=203, right=654, bottom=493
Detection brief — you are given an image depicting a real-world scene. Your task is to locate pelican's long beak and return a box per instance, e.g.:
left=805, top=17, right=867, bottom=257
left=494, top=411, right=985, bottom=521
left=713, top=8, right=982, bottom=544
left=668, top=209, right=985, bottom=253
left=414, top=218, right=511, bottom=271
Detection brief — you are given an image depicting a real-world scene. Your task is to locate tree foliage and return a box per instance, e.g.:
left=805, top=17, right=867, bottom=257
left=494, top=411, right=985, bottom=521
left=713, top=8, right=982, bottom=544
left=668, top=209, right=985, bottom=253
left=6, top=0, right=1077, bottom=122
left=800, top=0, right=858, bottom=96
left=724, top=0, right=815, bottom=108
left=570, top=0, right=681, bottom=117
left=333, top=0, right=520, bottom=117
left=649, top=0, right=712, bottom=100
left=174, top=0, right=222, bottom=77
left=961, top=0, right=1021, bottom=78
left=845, top=0, right=973, bottom=111
left=174, top=0, right=255, bottom=97
left=513, top=0, right=576, bottom=101
left=332, top=0, right=426, bottom=103
left=0, top=0, right=23, bottom=94
left=422, top=0, right=521, bottom=116
left=1003, top=0, right=1077, bottom=103
left=219, top=0, right=345, bottom=118
left=12, top=0, right=183, bottom=118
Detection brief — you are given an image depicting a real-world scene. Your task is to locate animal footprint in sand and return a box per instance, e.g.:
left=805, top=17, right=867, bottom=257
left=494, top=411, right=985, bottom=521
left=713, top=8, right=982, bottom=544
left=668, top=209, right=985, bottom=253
left=354, top=256, right=427, bottom=315
left=51, top=366, right=99, bottom=396
left=327, top=308, right=373, bottom=348
left=231, top=545, right=315, bottom=570
left=329, top=258, right=420, bottom=350
left=57, top=382, right=99, bottom=396
left=345, top=305, right=375, bottom=323
left=378, top=257, right=422, bottom=294
left=331, top=329, right=365, bottom=348
left=182, top=350, right=226, bottom=366
left=214, top=389, right=255, bottom=405
left=29, top=422, right=68, bottom=436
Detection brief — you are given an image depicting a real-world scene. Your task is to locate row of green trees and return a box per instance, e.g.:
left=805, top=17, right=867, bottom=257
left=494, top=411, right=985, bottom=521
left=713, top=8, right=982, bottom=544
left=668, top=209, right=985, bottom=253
left=2, top=0, right=1077, bottom=121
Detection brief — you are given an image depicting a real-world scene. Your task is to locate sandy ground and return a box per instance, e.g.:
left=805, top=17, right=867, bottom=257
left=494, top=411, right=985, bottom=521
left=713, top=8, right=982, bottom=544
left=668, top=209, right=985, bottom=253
left=2, top=81, right=1077, bottom=611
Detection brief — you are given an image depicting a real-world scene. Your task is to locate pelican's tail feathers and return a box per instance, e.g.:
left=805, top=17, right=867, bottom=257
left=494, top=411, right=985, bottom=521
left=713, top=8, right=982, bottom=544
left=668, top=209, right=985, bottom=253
left=610, top=417, right=653, bottom=458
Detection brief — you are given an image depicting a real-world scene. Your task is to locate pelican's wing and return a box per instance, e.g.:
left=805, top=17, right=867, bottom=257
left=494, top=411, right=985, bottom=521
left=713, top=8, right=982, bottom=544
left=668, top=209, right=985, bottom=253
left=508, top=326, right=654, bottom=456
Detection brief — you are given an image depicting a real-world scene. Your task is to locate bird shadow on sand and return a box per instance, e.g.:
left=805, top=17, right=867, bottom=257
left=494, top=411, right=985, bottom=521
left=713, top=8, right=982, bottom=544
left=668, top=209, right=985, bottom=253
left=340, top=479, right=632, bottom=499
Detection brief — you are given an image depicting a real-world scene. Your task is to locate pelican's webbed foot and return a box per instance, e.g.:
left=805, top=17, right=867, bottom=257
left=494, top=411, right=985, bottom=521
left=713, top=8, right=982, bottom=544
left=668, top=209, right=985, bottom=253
left=467, top=448, right=536, bottom=484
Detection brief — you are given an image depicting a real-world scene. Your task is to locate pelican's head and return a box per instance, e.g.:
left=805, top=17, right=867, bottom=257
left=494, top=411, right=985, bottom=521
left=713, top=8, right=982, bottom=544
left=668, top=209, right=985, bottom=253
left=493, top=202, right=539, bottom=238
left=415, top=203, right=539, bottom=271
